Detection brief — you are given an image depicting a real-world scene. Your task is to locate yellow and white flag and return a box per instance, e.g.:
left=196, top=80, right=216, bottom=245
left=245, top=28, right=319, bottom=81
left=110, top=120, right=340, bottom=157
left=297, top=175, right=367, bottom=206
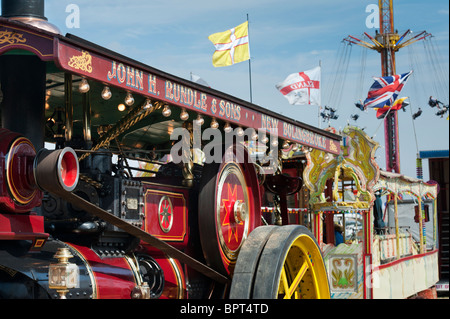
left=208, top=21, right=250, bottom=67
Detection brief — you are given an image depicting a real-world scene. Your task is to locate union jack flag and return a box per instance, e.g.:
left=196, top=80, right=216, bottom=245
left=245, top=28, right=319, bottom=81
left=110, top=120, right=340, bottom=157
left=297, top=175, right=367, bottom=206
left=363, top=71, right=413, bottom=109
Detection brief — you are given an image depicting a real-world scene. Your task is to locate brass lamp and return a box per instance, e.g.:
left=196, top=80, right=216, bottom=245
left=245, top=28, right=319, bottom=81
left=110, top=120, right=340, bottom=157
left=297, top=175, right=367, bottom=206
left=48, top=248, right=80, bottom=299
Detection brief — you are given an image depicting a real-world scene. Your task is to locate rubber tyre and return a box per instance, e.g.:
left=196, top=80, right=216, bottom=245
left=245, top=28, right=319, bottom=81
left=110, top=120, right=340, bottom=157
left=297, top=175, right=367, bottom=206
left=229, top=226, right=277, bottom=298
left=252, top=225, right=330, bottom=299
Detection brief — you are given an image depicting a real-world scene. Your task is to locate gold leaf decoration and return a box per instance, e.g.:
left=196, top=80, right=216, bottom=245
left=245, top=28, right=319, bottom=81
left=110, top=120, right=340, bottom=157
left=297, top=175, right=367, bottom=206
left=68, top=50, right=93, bottom=73
left=0, top=30, right=27, bottom=44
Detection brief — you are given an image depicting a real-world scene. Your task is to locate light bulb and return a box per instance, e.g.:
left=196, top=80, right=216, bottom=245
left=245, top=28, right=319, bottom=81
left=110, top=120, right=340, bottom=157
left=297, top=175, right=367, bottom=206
left=251, top=130, right=258, bottom=141
left=180, top=109, right=189, bottom=121
left=79, top=78, right=90, bottom=93
left=143, top=99, right=153, bottom=110
left=196, top=114, right=204, bottom=126
left=162, top=105, right=171, bottom=117
left=125, top=92, right=134, bottom=106
left=101, top=86, right=112, bottom=100
left=271, top=139, right=279, bottom=147
left=224, top=122, right=232, bottom=133
left=210, top=118, right=219, bottom=129
left=261, top=135, right=269, bottom=143
left=236, top=127, right=244, bottom=136
left=282, top=141, right=290, bottom=149
left=118, top=103, right=126, bottom=112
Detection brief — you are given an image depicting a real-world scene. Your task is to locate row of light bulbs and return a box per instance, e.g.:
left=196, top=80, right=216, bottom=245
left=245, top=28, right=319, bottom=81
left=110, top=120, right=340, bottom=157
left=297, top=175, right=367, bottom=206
left=79, top=79, right=299, bottom=150
left=79, top=78, right=141, bottom=112
left=166, top=105, right=291, bottom=148
left=169, top=104, right=298, bottom=150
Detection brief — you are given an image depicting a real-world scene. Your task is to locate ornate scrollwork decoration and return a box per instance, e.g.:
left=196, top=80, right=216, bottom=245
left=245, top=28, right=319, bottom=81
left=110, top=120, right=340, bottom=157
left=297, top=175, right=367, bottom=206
left=68, top=50, right=93, bottom=73
left=303, top=126, right=380, bottom=209
left=0, top=30, right=27, bottom=44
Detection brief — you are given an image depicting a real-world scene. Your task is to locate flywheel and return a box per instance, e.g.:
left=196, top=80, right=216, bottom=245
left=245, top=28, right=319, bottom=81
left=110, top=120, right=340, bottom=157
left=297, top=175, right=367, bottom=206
left=198, top=143, right=261, bottom=276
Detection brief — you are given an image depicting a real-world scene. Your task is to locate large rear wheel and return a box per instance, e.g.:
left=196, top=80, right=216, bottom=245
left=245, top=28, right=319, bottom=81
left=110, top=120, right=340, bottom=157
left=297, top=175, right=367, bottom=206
left=230, top=225, right=330, bottom=299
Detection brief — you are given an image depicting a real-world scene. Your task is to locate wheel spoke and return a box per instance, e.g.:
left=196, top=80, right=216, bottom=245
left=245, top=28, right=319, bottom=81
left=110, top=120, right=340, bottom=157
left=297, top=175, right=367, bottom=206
left=284, top=260, right=308, bottom=299
left=280, top=266, right=290, bottom=295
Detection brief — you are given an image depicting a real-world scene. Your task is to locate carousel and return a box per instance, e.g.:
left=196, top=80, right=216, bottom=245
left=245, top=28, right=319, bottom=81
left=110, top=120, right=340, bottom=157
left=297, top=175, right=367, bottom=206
left=302, top=125, right=439, bottom=299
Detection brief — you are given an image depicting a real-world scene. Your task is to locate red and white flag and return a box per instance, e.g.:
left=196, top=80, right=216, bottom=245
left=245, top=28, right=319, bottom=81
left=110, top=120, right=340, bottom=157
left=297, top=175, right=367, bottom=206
left=276, top=66, right=321, bottom=106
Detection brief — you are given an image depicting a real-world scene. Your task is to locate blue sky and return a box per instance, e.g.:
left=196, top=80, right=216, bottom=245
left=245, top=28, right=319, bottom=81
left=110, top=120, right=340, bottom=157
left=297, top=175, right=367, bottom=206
left=43, top=0, right=449, bottom=180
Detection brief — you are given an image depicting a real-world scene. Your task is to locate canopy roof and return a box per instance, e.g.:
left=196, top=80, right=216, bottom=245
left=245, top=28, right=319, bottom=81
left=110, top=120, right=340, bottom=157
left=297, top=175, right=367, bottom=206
left=374, top=170, right=438, bottom=200
left=0, top=18, right=341, bottom=160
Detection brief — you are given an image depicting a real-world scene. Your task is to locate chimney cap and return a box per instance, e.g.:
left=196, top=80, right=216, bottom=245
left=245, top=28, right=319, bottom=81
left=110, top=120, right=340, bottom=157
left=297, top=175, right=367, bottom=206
left=1, top=0, right=61, bottom=34
left=1, top=0, right=46, bottom=20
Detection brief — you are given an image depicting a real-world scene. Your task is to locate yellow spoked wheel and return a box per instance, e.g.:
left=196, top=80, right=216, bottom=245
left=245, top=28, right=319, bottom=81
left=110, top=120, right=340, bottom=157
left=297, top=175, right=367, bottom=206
left=230, top=225, right=330, bottom=299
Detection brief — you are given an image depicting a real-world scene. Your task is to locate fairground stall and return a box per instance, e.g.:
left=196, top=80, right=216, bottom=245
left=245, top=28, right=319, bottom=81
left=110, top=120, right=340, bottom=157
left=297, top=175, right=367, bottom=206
left=372, top=171, right=439, bottom=298
left=0, top=0, right=339, bottom=299
left=302, top=126, right=439, bottom=299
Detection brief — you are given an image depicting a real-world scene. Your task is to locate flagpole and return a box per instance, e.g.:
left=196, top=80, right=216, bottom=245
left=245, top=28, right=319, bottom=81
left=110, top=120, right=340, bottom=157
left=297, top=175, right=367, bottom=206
left=247, top=13, right=253, bottom=103
left=318, top=60, right=321, bottom=128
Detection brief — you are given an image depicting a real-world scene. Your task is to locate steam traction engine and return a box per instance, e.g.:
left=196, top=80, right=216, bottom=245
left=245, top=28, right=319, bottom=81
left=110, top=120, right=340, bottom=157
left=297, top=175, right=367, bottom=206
left=0, top=0, right=339, bottom=299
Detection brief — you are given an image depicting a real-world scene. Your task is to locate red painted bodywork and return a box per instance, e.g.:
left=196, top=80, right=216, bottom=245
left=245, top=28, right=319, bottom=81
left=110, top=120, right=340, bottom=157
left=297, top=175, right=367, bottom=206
left=141, top=181, right=190, bottom=251
left=68, top=243, right=187, bottom=299
left=0, top=129, right=46, bottom=250
left=0, top=128, right=42, bottom=213
left=0, top=213, right=48, bottom=248
left=68, top=243, right=137, bottom=299
left=150, top=252, right=187, bottom=299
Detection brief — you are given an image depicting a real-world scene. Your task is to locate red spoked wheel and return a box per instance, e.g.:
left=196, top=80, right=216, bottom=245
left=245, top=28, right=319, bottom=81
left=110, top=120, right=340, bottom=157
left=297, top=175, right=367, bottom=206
left=198, top=143, right=261, bottom=276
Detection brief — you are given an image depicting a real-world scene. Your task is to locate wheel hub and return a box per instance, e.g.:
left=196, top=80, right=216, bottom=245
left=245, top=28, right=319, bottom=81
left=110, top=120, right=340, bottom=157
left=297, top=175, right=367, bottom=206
left=233, top=200, right=247, bottom=223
